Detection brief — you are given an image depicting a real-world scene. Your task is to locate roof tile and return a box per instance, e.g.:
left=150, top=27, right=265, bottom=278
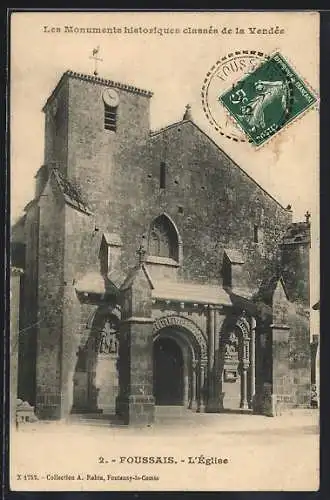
left=151, top=279, right=231, bottom=306
left=53, top=169, right=92, bottom=215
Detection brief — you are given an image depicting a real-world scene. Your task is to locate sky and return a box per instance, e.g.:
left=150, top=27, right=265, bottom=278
left=10, top=11, right=320, bottom=318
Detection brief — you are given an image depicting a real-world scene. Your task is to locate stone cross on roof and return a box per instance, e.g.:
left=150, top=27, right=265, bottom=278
left=183, top=103, right=193, bottom=121
left=136, top=236, right=147, bottom=265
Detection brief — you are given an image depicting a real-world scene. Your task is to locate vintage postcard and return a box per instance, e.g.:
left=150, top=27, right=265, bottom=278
left=9, top=10, right=320, bottom=492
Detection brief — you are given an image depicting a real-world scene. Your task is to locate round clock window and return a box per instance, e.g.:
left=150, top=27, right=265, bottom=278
left=103, top=89, right=120, bottom=107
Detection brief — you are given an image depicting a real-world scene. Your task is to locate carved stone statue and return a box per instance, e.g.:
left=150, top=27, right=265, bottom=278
left=99, top=320, right=118, bottom=355
left=224, top=330, right=239, bottom=360
left=225, top=344, right=237, bottom=357
left=228, top=331, right=238, bottom=345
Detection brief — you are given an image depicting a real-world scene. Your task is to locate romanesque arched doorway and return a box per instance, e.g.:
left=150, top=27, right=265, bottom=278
left=153, top=336, right=184, bottom=405
left=152, top=316, right=208, bottom=411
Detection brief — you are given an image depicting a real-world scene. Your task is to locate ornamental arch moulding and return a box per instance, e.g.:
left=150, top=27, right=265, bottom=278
left=152, top=314, right=207, bottom=366
left=235, top=315, right=251, bottom=339
left=85, top=304, right=121, bottom=330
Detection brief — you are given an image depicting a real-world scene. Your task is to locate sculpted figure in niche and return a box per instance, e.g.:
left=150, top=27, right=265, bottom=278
left=99, top=319, right=118, bottom=355
left=224, top=330, right=239, bottom=359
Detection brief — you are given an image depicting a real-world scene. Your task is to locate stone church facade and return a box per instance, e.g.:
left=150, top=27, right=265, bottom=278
left=11, top=70, right=311, bottom=424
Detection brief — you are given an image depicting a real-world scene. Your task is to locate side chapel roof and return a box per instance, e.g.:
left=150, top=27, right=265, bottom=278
left=281, top=222, right=311, bottom=245
left=52, top=168, right=92, bottom=215
left=23, top=166, right=92, bottom=216
left=256, top=274, right=289, bottom=306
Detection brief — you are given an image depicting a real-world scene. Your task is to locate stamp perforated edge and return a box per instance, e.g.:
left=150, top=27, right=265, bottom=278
left=218, top=56, right=296, bottom=146
left=218, top=49, right=319, bottom=149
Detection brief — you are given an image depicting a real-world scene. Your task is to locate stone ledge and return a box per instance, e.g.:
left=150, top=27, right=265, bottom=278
left=270, top=324, right=290, bottom=330
left=146, top=256, right=180, bottom=267
left=120, top=317, right=154, bottom=324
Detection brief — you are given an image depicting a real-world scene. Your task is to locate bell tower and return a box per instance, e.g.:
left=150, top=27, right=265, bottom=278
left=42, top=69, right=153, bottom=216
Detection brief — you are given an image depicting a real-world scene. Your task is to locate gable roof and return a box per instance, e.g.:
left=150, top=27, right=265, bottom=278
left=150, top=119, right=186, bottom=137
left=75, top=271, right=119, bottom=295
left=23, top=166, right=92, bottom=216
left=52, top=168, right=92, bottom=215
left=120, top=263, right=154, bottom=291
left=223, top=248, right=245, bottom=265
left=151, top=279, right=232, bottom=306
left=256, top=274, right=289, bottom=305
left=150, top=119, right=290, bottom=213
left=281, top=222, right=310, bottom=245
left=102, top=232, right=123, bottom=247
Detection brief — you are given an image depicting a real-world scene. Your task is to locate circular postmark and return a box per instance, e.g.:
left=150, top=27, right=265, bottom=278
left=202, top=51, right=268, bottom=142
left=202, top=50, right=295, bottom=145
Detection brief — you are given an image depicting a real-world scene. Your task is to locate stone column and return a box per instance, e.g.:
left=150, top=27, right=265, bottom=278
left=197, top=363, right=206, bottom=413
left=240, top=367, right=249, bottom=409
left=240, top=338, right=250, bottom=410
left=249, top=317, right=256, bottom=410
left=206, top=305, right=216, bottom=412
left=183, top=349, right=189, bottom=406
left=216, top=313, right=226, bottom=412
left=189, top=359, right=198, bottom=410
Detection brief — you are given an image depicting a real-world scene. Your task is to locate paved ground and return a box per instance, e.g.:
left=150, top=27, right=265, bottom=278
left=10, top=409, right=319, bottom=492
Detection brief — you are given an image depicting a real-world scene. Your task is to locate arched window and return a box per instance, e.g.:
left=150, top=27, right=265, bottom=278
left=149, top=230, right=160, bottom=255
left=148, top=214, right=180, bottom=261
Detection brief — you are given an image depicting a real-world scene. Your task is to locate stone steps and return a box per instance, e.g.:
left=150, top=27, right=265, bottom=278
left=68, top=406, right=195, bottom=426
left=68, top=413, right=122, bottom=426
left=154, top=405, right=192, bottom=418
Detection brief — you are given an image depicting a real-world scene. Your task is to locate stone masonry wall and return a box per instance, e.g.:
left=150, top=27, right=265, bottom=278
left=66, top=77, right=150, bottom=216
left=36, top=179, right=65, bottom=418
left=287, top=304, right=311, bottom=407
left=53, top=75, right=292, bottom=293
left=146, top=122, right=292, bottom=286
left=44, top=79, right=69, bottom=170
left=61, top=204, right=97, bottom=416
left=272, top=282, right=310, bottom=409
left=17, top=204, right=39, bottom=404
left=281, top=242, right=310, bottom=306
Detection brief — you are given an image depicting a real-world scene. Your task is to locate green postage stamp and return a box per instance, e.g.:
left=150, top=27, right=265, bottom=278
left=219, top=52, right=317, bottom=146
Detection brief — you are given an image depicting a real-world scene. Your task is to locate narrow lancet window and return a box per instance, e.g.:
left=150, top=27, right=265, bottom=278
left=104, top=104, right=117, bottom=131
left=253, top=224, right=259, bottom=243
left=160, top=162, right=166, bottom=189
